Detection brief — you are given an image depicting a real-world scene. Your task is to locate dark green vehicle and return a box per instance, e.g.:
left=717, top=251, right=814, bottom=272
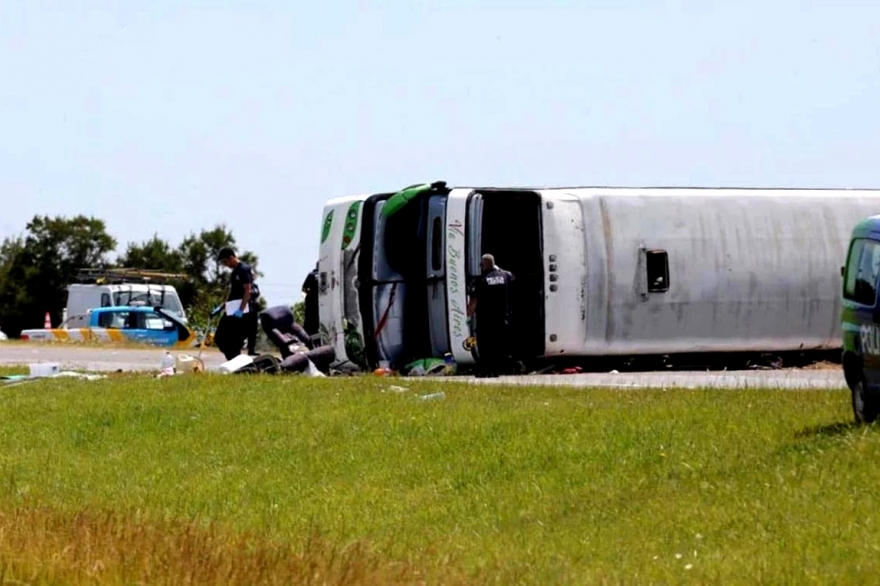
left=842, top=214, right=880, bottom=423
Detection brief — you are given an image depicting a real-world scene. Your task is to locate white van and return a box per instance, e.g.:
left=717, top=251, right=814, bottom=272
left=63, top=269, right=188, bottom=326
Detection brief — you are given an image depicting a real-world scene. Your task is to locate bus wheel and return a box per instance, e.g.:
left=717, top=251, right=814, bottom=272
left=852, top=378, right=879, bottom=424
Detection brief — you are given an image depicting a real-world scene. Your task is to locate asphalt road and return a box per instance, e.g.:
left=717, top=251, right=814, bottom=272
left=0, top=344, right=848, bottom=389
left=0, top=344, right=228, bottom=373
left=464, top=369, right=846, bottom=390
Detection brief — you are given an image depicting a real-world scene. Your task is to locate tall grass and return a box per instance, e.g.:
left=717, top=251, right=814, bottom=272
left=0, top=373, right=877, bottom=584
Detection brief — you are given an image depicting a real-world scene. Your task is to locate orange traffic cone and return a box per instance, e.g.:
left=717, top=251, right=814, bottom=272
left=44, top=312, right=51, bottom=329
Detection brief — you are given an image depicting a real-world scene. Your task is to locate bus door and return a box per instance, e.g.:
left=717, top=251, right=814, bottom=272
left=369, top=198, right=408, bottom=367
left=426, top=195, right=451, bottom=356
left=466, top=193, right=484, bottom=278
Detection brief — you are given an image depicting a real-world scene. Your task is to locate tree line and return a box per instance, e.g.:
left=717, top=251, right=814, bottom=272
left=0, top=214, right=266, bottom=338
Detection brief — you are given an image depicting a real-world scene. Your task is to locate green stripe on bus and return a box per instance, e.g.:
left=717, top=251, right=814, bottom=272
left=321, top=210, right=334, bottom=244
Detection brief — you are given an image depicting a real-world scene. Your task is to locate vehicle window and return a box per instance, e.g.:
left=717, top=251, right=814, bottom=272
left=143, top=312, right=167, bottom=330
left=101, top=293, right=111, bottom=307
left=112, top=290, right=182, bottom=314
left=646, top=250, right=670, bottom=293
left=844, top=238, right=880, bottom=306
left=98, top=311, right=130, bottom=329
left=431, top=217, right=443, bottom=272
left=97, top=312, right=113, bottom=328
left=162, top=295, right=182, bottom=314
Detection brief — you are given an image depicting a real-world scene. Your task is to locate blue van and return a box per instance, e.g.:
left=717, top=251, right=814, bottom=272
left=842, top=215, right=880, bottom=423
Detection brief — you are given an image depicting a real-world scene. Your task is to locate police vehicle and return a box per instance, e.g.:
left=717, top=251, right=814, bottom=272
left=841, top=215, right=880, bottom=423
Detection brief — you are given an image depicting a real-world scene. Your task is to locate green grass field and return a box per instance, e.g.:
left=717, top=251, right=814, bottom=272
left=0, top=367, right=877, bottom=584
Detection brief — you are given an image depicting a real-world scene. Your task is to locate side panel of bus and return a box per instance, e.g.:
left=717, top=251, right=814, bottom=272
left=445, top=189, right=475, bottom=364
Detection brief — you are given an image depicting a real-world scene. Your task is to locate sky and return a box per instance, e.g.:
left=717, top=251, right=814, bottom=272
left=1, top=0, right=879, bottom=307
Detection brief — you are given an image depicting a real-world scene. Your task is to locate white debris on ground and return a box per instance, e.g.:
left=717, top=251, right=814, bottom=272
left=1, top=363, right=107, bottom=387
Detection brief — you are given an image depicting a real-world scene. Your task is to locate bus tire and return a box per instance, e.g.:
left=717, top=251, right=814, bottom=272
left=851, top=378, right=879, bottom=424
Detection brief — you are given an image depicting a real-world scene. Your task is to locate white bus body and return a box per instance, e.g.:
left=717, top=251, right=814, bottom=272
left=317, top=184, right=880, bottom=371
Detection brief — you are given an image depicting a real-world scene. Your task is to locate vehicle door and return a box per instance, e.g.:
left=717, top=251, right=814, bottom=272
left=140, top=311, right=180, bottom=346
left=95, top=309, right=130, bottom=343
left=843, top=236, right=880, bottom=389
left=466, top=193, right=484, bottom=278
left=370, top=198, right=408, bottom=365
left=465, top=192, right=484, bottom=346
left=425, top=195, right=450, bottom=356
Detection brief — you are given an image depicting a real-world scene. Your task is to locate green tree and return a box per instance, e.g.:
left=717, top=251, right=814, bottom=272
left=292, top=300, right=305, bottom=324
left=0, top=217, right=266, bottom=343
left=0, top=215, right=116, bottom=336
left=116, top=234, right=193, bottom=310
left=0, top=236, right=29, bottom=336
left=116, top=234, right=185, bottom=274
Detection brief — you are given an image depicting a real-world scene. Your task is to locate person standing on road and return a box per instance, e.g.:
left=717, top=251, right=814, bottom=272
left=466, top=253, right=515, bottom=378
left=215, top=247, right=258, bottom=361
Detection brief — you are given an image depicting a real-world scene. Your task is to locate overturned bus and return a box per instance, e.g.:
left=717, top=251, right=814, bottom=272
left=316, top=182, right=880, bottom=373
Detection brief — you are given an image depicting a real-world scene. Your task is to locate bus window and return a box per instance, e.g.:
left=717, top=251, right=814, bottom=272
left=431, top=217, right=443, bottom=272
left=646, top=250, right=670, bottom=293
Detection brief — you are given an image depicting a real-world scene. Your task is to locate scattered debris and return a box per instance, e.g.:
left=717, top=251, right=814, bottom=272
left=557, top=367, right=584, bottom=375
left=401, top=355, right=459, bottom=376
left=218, top=354, right=256, bottom=374
left=29, top=363, right=60, bottom=377
left=798, top=360, right=840, bottom=371
left=2, top=366, right=107, bottom=388
left=50, top=371, right=105, bottom=381
left=417, top=392, right=445, bottom=401
left=746, top=353, right=785, bottom=370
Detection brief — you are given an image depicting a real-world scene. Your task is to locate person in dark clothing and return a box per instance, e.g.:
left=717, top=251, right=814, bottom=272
left=302, top=263, right=319, bottom=337
left=467, top=253, right=515, bottom=378
left=214, top=247, right=258, bottom=361
left=244, top=280, right=262, bottom=356
left=238, top=266, right=262, bottom=356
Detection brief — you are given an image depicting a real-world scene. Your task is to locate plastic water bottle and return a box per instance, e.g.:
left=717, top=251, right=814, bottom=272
left=443, top=353, right=455, bottom=375
left=161, top=351, right=175, bottom=372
